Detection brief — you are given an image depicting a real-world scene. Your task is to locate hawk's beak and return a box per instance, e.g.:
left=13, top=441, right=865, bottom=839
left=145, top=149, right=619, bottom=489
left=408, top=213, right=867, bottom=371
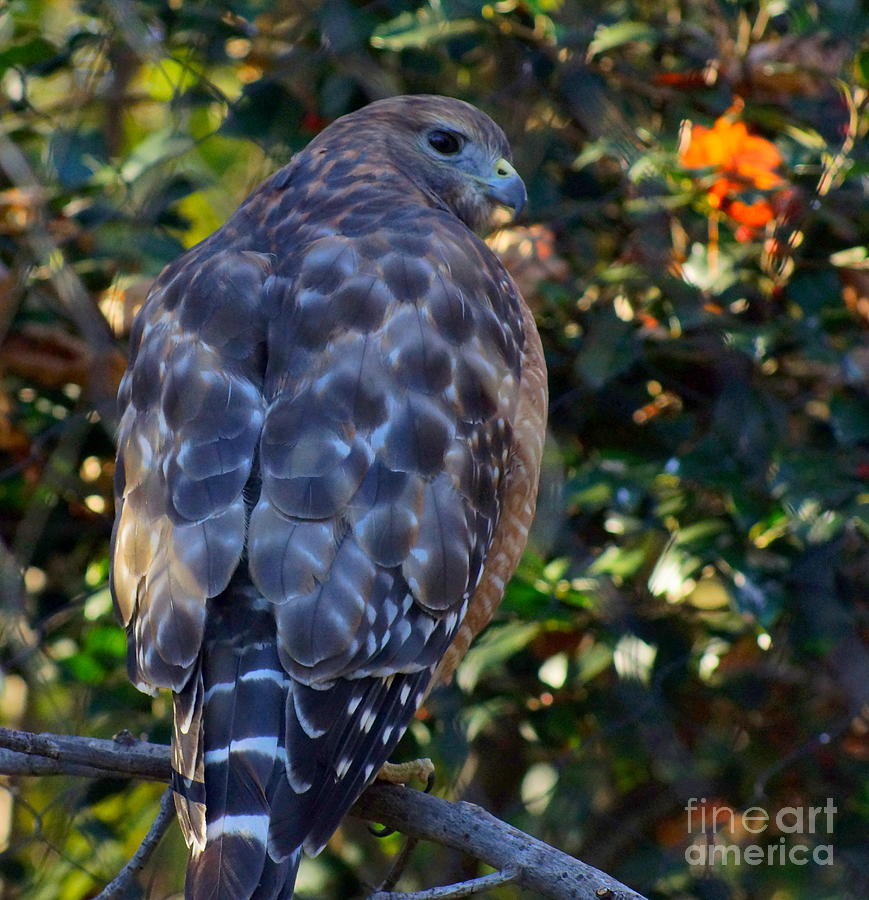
left=484, top=158, right=526, bottom=220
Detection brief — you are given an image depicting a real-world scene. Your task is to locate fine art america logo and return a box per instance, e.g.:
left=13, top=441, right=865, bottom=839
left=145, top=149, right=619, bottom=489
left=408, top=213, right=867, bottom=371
left=684, top=798, right=836, bottom=867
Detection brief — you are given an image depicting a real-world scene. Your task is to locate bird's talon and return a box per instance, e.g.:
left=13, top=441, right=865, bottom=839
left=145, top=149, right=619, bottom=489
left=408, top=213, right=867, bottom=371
left=376, top=757, right=435, bottom=787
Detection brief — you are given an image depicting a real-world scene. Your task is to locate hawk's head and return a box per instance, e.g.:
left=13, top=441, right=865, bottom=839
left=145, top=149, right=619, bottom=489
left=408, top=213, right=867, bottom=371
left=308, top=95, right=526, bottom=234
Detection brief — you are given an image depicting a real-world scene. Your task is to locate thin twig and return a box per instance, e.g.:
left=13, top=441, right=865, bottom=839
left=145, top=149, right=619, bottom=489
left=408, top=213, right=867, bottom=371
left=368, top=868, right=519, bottom=900
left=377, top=834, right=421, bottom=892
left=94, top=787, right=176, bottom=900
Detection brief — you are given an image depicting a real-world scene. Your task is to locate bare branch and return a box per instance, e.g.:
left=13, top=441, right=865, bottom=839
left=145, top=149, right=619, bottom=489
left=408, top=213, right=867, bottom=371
left=0, top=747, right=119, bottom=779
left=94, top=787, right=175, bottom=900
left=0, top=727, right=170, bottom=781
left=351, top=785, right=646, bottom=900
left=0, top=727, right=648, bottom=900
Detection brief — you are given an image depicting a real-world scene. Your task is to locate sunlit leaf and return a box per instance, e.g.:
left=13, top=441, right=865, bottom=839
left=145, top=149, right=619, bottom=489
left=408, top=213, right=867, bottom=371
left=370, top=12, right=479, bottom=51
left=457, top=622, right=543, bottom=692
left=589, top=542, right=651, bottom=577
left=120, top=129, right=195, bottom=183
left=587, top=21, right=657, bottom=58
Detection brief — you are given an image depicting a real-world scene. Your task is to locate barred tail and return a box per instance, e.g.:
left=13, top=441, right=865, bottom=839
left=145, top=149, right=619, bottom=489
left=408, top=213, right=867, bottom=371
left=172, top=587, right=438, bottom=898
left=178, top=595, right=299, bottom=900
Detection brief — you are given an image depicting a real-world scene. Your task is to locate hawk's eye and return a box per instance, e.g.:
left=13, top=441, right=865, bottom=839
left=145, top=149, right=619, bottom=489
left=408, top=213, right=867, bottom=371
left=427, top=130, right=462, bottom=155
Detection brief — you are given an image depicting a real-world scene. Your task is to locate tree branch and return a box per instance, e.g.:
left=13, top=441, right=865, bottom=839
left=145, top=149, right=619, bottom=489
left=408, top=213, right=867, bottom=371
left=0, top=728, right=169, bottom=780
left=94, top=787, right=176, bottom=900
left=0, top=727, right=647, bottom=900
left=352, top=786, right=644, bottom=900
left=368, top=868, right=519, bottom=899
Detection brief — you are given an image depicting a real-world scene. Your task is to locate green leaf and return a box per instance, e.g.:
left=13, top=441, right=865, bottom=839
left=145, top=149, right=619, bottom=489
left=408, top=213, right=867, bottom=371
left=682, top=242, right=738, bottom=293
left=522, top=0, right=564, bottom=13
left=587, top=21, right=657, bottom=58
left=84, top=625, right=126, bottom=662
left=370, top=11, right=479, bottom=51
left=457, top=621, right=543, bottom=692
left=577, top=641, right=613, bottom=683
left=675, top=519, right=728, bottom=547
left=0, top=37, right=56, bottom=72
left=120, top=129, right=194, bottom=183
left=62, top=652, right=105, bottom=684
left=856, top=49, right=869, bottom=85
left=589, top=541, right=650, bottom=577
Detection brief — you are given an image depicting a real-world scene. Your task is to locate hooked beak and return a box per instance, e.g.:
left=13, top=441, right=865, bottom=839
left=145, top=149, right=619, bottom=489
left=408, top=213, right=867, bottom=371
left=483, top=157, right=526, bottom=220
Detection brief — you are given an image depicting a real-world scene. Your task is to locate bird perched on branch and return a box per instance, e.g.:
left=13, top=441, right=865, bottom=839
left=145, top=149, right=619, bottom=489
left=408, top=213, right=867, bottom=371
left=111, top=94, right=547, bottom=899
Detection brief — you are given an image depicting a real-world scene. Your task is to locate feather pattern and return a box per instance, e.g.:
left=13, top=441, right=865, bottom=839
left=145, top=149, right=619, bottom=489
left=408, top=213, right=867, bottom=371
left=111, top=95, right=546, bottom=898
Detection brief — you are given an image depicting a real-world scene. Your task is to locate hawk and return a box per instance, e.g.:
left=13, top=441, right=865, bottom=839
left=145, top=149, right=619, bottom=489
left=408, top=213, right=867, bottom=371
left=111, top=95, right=547, bottom=899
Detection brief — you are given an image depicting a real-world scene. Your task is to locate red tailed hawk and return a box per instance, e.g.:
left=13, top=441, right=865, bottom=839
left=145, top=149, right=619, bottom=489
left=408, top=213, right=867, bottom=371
left=111, top=94, right=547, bottom=899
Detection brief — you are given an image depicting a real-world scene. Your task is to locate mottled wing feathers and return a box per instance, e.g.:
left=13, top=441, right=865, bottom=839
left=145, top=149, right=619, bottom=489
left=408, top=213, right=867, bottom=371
left=247, top=214, right=521, bottom=689
left=433, top=296, right=548, bottom=688
left=111, top=248, right=269, bottom=692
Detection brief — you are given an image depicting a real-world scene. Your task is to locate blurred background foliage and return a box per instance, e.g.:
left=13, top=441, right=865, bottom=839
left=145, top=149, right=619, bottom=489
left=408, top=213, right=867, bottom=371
left=0, top=0, right=867, bottom=898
